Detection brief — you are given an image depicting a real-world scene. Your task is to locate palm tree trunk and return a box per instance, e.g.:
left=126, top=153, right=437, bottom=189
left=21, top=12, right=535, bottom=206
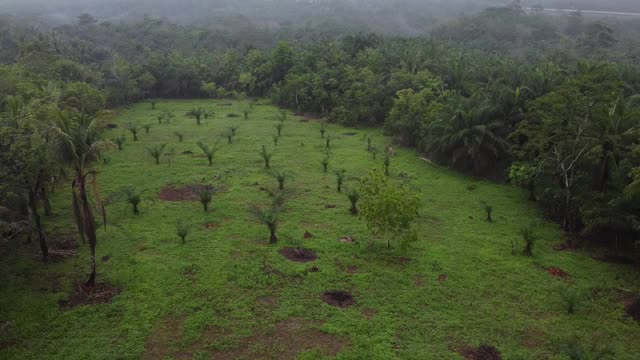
left=268, top=224, right=277, bottom=243
left=78, top=175, right=98, bottom=288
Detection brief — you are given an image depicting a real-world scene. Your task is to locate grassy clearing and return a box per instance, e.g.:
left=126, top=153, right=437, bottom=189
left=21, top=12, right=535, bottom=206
left=0, top=99, right=639, bottom=359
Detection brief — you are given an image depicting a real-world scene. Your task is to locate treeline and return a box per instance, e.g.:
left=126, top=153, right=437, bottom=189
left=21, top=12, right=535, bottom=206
left=1, top=8, right=640, bottom=260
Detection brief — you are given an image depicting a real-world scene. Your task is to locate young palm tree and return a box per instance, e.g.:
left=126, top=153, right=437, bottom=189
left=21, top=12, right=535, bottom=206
left=198, top=188, right=213, bottom=211
left=320, top=122, right=328, bottom=138
left=335, top=169, right=346, bottom=192
left=147, top=144, right=166, bottom=165
left=321, top=157, right=329, bottom=173
left=174, top=132, right=184, bottom=142
left=258, top=145, right=273, bottom=169
left=325, top=134, right=332, bottom=149
left=278, top=110, right=287, bottom=124
left=163, top=110, right=175, bottom=123
left=251, top=194, right=285, bottom=244
left=271, top=170, right=293, bottom=190
left=143, top=124, right=152, bottom=133
left=150, top=100, right=157, bottom=110
left=176, top=220, right=190, bottom=244
left=366, top=136, right=372, bottom=151
left=224, top=130, right=234, bottom=144
left=384, top=154, right=391, bottom=176
left=197, top=141, right=220, bottom=166
left=274, top=123, right=284, bottom=136
left=485, top=204, right=493, bottom=222
left=371, top=147, right=378, bottom=159
left=124, top=188, right=142, bottom=214
left=229, top=125, right=239, bottom=136
left=188, top=107, right=206, bottom=125
left=51, top=109, right=112, bottom=287
left=272, top=134, right=280, bottom=146
left=127, top=123, right=139, bottom=141
left=156, top=114, right=164, bottom=124
left=113, top=135, right=125, bottom=151
left=243, top=109, right=250, bottom=119
left=346, top=188, right=360, bottom=215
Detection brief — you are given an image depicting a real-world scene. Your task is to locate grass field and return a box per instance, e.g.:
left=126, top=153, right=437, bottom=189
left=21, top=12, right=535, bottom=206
left=1, top=99, right=639, bottom=359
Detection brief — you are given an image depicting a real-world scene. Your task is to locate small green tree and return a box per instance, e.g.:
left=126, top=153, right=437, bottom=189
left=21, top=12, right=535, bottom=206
left=520, top=225, right=537, bottom=256
left=156, top=113, right=165, bottom=124
left=335, top=169, right=346, bottom=192
left=326, top=134, right=332, bottom=149
left=176, top=220, right=190, bottom=244
left=197, top=141, right=220, bottom=166
left=188, top=107, right=206, bottom=125
left=243, top=109, right=251, bottom=119
left=275, top=123, right=284, bottom=136
left=143, top=124, right=152, bottom=133
left=150, top=100, right=157, bottom=110
left=113, top=135, right=125, bottom=151
left=320, top=122, right=327, bottom=138
left=224, top=131, right=234, bottom=144
left=346, top=188, right=360, bottom=215
left=384, top=154, right=391, bottom=176
left=174, top=132, right=184, bottom=142
left=198, top=188, right=213, bottom=211
left=366, top=136, right=373, bottom=151
left=147, top=144, right=166, bottom=165
left=360, top=169, right=420, bottom=249
left=484, top=204, right=493, bottom=222
left=251, top=193, right=285, bottom=243
left=271, top=170, right=293, bottom=190
left=229, top=125, right=239, bottom=136
left=273, top=134, right=280, bottom=146
left=259, top=145, right=273, bottom=169
left=371, top=147, right=378, bottom=159
left=127, top=123, right=139, bottom=141
left=278, top=110, right=287, bottom=124
left=321, top=157, right=329, bottom=173
left=561, top=288, right=588, bottom=314
left=163, top=110, right=175, bottom=123
left=124, top=188, right=142, bottom=214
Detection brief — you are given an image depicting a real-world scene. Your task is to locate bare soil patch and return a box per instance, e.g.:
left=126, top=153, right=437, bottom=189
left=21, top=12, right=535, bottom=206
left=322, top=291, right=355, bottom=308
left=339, top=236, right=354, bottom=244
left=212, top=317, right=347, bottom=359
left=159, top=184, right=214, bottom=201
left=205, top=222, right=221, bottom=230
left=457, top=344, right=502, bottom=360
left=303, top=231, right=313, bottom=239
left=545, top=266, right=570, bottom=279
left=59, top=283, right=119, bottom=309
left=438, top=274, right=448, bottom=283
left=279, top=247, right=317, bottom=263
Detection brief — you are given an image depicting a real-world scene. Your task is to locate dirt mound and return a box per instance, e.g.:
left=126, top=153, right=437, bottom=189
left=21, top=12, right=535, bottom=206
left=279, top=247, right=317, bottom=263
left=105, top=123, right=118, bottom=129
left=545, top=266, right=570, bottom=279
left=59, top=283, right=119, bottom=309
left=159, top=184, right=214, bottom=201
left=458, top=345, right=502, bottom=360
left=322, top=291, right=354, bottom=308
left=626, top=298, right=640, bottom=321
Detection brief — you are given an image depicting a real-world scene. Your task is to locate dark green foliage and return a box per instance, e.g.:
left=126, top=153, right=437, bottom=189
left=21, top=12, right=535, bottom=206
left=156, top=114, right=165, bottom=124
left=188, top=107, right=207, bottom=125
left=321, top=157, right=329, bottom=173
left=127, top=123, right=139, bottom=141
left=174, top=132, right=184, bottom=142
left=278, top=110, right=287, bottom=124
left=274, top=123, right=284, bottom=136
left=176, top=220, right=190, bottom=244
left=229, top=125, right=239, bottom=136
left=259, top=145, right=273, bottom=169
left=251, top=193, right=285, bottom=243
left=143, top=124, right=152, bottom=133
left=150, top=101, right=156, bottom=110
left=335, top=169, right=346, bottom=192
left=197, top=141, right=220, bottom=166
left=146, top=144, right=166, bottom=165
left=198, top=189, right=213, bottom=211
left=484, top=204, right=493, bottom=222
left=563, top=338, right=615, bottom=360
left=243, top=109, right=250, bottom=119
left=325, top=134, right=331, bottom=149
left=371, top=147, right=378, bottom=159
left=272, top=134, right=280, bottom=146
left=561, top=288, right=589, bottom=314
left=113, top=135, right=125, bottom=151
left=163, top=111, right=175, bottom=123
left=520, top=225, right=537, bottom=256
left=384, top=154, right=390, bottom=176
left=124, top=188, right=142, bottom=214
left=346, top=188, right=360, bottom=215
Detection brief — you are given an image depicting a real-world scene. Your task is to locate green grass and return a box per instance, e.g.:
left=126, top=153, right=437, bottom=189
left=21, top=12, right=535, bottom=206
left=1, top=99, right=639, bottom=359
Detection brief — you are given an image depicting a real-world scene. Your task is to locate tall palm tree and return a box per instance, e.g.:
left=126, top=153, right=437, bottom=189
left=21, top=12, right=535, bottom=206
left=51, top=109, right=112, bottom=287
left=429, top=97, right=506, bottom=175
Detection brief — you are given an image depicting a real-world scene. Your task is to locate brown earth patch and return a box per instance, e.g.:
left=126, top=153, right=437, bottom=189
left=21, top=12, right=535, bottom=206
left=211, top=317, right=348, bottom=359
left=159, top=184, right=214, bottom=201
left=520, top=328, right=545, bottom=349
left=455, top=344, right=502, bottom=360
left=339, top=236, right=354, bottom=244
left=626, top=298, right=640, bottom=321
left=362, top=308, right=377, bottom=320
left=279, top=247, right=317, bottom=263
left=101, top=255, right=111, bottom=262
left=59, top=283, right=119, bottom=309
left=322, top=291, right=355, bottom=308
left=257, top=296, right=278, bottom=307
left=303, top=231, right=313, bottom=239
left=438, top=274, right=448, bottom=283
left=324, top=204, right=337, bottom=209
left=414, top=276, right=425, bottom=287
left=205, top=222, right=221, bottom=230
left=310, top=266, right=320, bottom=272
left=545, top=266, right=570, bottom=279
